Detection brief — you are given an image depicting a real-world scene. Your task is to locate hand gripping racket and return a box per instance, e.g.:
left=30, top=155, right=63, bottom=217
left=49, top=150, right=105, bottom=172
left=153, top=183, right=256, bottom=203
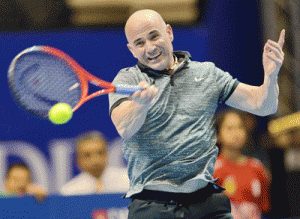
left=8, top=46, right=141, bottom=118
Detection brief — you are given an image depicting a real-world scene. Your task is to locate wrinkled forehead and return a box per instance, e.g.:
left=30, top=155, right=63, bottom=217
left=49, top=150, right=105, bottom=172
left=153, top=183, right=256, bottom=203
left=125, top=13, right=166, bottom=43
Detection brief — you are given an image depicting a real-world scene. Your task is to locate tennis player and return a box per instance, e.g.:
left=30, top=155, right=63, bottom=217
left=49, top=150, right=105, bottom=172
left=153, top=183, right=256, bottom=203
left=109, top=9, right=285, bottom=219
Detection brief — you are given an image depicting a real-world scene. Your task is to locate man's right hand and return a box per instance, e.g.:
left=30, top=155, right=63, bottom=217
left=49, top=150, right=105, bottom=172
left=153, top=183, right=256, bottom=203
left=130, top=81, right=158, bottom=105
left=111, top=81, right=158, bottom=139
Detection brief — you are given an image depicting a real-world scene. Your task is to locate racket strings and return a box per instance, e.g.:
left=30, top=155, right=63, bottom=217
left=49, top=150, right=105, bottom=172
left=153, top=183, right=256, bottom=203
left=23, top=61, right=75, bottom=100
left=33, top=65, right=70, bottom=100
left=11, top=52, right=82, bottom=117
left=36, top=60, right=81, bottom=104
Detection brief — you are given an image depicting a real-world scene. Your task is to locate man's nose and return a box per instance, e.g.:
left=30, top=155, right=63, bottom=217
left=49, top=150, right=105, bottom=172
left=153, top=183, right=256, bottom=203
left=145, top=41, right=156, bottom=54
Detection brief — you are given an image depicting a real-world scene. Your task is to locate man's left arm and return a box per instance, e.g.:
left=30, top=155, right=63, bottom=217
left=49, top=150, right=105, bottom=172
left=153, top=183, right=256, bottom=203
left=226, top=29, right=285, bottom=116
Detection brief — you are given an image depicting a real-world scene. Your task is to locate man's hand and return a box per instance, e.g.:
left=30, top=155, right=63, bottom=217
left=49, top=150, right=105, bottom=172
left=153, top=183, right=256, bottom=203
left=111, top=81, right=158, bottom=139
left=130, top=81, right=158, bottom=105
left=263, top=29, right=285, bottom=78
left=226, top=30, right=285, bottom=116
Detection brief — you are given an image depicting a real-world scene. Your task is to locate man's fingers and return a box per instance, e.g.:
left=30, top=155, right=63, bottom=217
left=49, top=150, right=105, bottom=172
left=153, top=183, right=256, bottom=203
left=138, top=81, right=150, bottom=89
left=266, top=53, right=283, bottom=65
left=148, top=85, right=158, bottom=96
left=265, top=29, right=285, bottom=54
left=265, top=42, right=284, bottom=58
left=131, top=82, right=158, bottom=104
left=278, top=29, right=285, bottom=48
left=141, top=85, right=158, bottom=99
left=266, top=40, right=281, bottom=50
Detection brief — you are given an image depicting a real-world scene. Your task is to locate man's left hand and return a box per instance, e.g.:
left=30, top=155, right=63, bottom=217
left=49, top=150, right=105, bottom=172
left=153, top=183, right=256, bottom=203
left=263, top=29, right=285, bottom=78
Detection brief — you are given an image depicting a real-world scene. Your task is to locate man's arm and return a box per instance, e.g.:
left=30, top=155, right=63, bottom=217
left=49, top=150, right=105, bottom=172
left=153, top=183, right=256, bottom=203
left=111, top=81, right=158, bottom=139
left=226, top=29, right=285, bottom=116
left=225, top=76, right=279, bottom=116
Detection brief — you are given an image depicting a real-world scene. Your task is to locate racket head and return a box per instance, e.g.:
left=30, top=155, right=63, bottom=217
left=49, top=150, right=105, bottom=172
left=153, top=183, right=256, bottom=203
left=8, top=46, right=84, bottom=118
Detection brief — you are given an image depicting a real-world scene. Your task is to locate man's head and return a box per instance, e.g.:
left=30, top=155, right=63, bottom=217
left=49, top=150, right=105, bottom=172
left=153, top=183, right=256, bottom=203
left=125, top=9, right=174, bottom=71
left=75, top=131, right=108, bottom=178
left=5, top=162, right=32, bottom=195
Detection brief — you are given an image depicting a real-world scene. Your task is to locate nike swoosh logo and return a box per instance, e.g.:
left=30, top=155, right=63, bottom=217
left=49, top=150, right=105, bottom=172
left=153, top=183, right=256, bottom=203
left=194, top=77, right=206, bottom=82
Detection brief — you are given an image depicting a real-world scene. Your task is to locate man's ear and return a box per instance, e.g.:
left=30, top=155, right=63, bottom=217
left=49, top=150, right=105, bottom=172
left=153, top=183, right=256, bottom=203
left=127, top=43, right=137, bottom=58
left=166, top=24, right=174, bottom=42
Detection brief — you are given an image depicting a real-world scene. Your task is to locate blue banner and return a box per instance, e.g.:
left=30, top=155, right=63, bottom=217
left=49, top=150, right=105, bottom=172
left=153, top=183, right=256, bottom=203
left=0, top=194, right=130, bottom=219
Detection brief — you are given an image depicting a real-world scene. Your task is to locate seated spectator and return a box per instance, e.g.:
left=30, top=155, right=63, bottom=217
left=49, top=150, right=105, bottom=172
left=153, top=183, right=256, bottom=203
left=2, top=162, right=47, bottom=202
left=60, top=131, right=129, bottom=196
left=267, top=113, right=300, bottom=217
left=214, top=109, right=271, bottom=219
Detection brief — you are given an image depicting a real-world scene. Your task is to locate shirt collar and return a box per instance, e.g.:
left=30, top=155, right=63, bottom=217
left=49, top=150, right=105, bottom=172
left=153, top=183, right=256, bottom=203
left=137, top=51, right=192, bottom=77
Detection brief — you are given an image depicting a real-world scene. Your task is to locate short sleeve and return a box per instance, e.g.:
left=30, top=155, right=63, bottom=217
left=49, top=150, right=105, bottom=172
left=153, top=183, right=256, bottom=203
left=212, top=64, right=239, bottom=103
left=108, top=67, right=148, bottom=116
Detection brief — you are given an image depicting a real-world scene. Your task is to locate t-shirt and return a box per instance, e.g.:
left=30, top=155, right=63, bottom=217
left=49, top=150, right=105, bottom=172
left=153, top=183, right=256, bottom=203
left=214, top=155, right=271, bottom=218
left=60, top=166, right=129, bottom=196
left=109, top=51, right=239, bottom=198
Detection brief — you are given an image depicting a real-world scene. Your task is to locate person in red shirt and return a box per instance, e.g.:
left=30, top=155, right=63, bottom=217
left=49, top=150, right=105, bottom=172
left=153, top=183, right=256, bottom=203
left=214, top=109, right=271, bottom=219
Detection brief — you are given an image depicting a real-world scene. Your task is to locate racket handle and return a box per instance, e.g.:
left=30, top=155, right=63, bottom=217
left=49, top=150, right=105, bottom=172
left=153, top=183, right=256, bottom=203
left=115, top=84, right=143, bottom=95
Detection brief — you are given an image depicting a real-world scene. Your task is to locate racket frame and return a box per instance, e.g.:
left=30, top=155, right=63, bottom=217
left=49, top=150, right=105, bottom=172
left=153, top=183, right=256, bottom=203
left=8, top=46, right=141, bottom=117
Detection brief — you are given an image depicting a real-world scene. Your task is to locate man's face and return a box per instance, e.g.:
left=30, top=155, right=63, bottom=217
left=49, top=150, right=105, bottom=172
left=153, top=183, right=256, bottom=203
left=6, top=167, right=31, bottom=194
left=126, top=18, right=174, bottom=71
left=77, top=139, right=107, bottom=178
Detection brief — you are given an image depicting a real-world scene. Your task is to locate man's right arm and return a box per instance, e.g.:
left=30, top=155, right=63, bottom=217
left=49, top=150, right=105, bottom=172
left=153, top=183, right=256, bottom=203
left=111, top=81, right=158, bottom=140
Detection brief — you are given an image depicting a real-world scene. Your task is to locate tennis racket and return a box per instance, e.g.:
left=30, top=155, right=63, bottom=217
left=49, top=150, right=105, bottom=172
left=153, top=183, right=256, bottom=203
left=8, top=45, right=141, bottom=118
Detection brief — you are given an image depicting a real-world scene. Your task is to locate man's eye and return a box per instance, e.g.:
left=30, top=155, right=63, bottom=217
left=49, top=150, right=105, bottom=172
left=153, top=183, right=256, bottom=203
left=152, top=35, right=159, bottom=40
left=136, top=42, right=144, bottom=47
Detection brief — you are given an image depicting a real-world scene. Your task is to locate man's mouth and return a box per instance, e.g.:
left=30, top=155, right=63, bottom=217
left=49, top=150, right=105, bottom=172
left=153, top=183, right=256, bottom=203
left=148, top=52, right=162, bottom=61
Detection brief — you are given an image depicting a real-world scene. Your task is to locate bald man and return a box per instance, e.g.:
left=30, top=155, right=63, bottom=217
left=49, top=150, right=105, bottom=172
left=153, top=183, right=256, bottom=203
left=109, top=9, right=285, bottom=219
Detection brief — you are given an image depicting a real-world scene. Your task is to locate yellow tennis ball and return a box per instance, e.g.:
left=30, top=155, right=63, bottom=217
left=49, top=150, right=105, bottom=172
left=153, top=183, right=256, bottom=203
left=48, top=103, right=73, bottom=125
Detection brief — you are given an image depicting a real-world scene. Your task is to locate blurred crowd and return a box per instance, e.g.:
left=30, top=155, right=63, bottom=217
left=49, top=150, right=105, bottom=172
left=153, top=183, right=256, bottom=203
left=2, top=108, right=300, bottom=218
left=214, top=108, right=300, bottom=218
left=60, top=131, right=129, bottom=196
left=1, top=130, right=129, bottom=202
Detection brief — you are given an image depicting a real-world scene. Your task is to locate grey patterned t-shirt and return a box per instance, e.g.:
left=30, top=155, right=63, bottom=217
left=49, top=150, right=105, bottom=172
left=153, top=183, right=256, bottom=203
left=109, top=51, right=239, bottom=198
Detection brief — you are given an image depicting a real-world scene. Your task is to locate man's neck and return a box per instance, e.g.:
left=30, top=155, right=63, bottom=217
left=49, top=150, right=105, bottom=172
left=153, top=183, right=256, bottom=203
left=167, top=55, right=178, bottom=74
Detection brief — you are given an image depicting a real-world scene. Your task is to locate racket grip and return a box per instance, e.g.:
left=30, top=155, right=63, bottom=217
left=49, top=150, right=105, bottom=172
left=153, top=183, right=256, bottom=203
left=114, top=84, right=143, bottom=95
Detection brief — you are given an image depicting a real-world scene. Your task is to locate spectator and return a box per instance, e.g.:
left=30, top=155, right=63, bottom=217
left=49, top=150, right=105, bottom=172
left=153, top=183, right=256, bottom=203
left=60, top=131, right=129, bottom=196
left=2, top=162, right=47, bottom=202
left=266, top=113, right=300, bottom=217
left=214, top=109, right=271, bottom=219
left=262, top=130, right=290, bottom=218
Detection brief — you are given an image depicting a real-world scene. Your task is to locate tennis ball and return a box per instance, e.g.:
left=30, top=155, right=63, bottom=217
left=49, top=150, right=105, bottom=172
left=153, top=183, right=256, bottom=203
left=48, top=103, right=73, bottom=125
